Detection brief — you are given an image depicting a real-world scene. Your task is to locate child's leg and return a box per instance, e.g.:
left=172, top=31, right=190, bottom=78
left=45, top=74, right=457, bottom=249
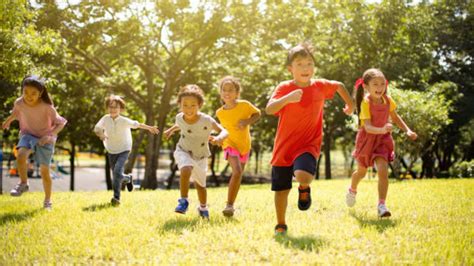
left=295, top=170, right=313, bottom=187
left=275, top=189, right=291, bottom=226
left=227, top=156, right=243, bottom=205
left=374, top=157, right=389, bottom=202
left=195, top=183, right=207, bottom=206
left=16, top=148, right=32, bottom=184
left=40, top=164, right=52, bottom=201
left=350, top=164, right=368, bottom=192
left=179, top=166, right=192, bottom=198
left=108, top=153, right=121, bottom=200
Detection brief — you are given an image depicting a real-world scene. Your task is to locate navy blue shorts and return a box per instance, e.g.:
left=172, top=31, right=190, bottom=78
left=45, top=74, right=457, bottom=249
left=271, top=153, right=317, bottom=191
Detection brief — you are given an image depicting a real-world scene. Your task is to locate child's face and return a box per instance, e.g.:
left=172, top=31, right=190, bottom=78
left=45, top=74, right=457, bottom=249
left=180, top=96, right=201, bottom=119
left=220, top=82, right=239, bottom=104
left=364, top=77, right=386, bottom=99
left=287, top=55, right=315, bottom=86
left=108, top=101, right=122, bottom=118
left=22, top=86, right=42, bottom=106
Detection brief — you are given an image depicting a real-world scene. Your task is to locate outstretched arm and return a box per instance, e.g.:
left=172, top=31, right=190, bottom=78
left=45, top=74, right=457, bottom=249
left=265, top=89, right=303, bottom=115
left=138, top=123, right=159, bottom=134
left=336, top=83, right=355, bottom=115
left=2, top=114, right=16, bottom=130
left=363, top=120, right=392, bottom=135
left=209, top=122, right=228, bottom=146
left=163, top=124, right=180, bottom=139
left=390, top=111, right=417, bottom=140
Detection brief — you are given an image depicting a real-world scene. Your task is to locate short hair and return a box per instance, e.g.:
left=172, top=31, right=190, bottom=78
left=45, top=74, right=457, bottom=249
left=105, top=95, right=126, bottom=109
left=177, top=84, right=204, bottom=106
left=219, top=76, right=241, bottom=94
left=286, top=42, right=316, bottom=66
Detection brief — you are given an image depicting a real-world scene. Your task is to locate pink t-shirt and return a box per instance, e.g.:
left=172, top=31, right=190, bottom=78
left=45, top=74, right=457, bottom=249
left=12, top=97, right=67, bottom=137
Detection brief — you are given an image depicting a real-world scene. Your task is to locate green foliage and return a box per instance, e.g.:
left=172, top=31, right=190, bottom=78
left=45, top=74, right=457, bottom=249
left=0, top=179, right=472, bottom=263
left=450, top=160, right=474, bottom=177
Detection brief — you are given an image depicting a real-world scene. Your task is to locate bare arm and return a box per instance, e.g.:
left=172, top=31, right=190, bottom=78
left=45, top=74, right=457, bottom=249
left=363, top=119, right=392, bottom=135
left=336, top=83, right=355, bottom=115
left=138, top=123, right=159, bottom=134
left=1, top=114, right=16, bottom=130
left=238, top=112, right=261, bottom=129
left=210, top=121, right=228, bottom=146
left=163, top=124, right=180, bottom=139
left=265, top=89, right=303, bottom=115
left=39, top=123, right=66, bottom=145
left=390, top=111, right=417, bottom=140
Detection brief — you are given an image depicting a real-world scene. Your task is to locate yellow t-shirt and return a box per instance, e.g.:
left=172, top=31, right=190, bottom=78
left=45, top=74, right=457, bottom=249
left=359, top=95, right=397, bottom=126
left=216, top=100, right=260, bottom=154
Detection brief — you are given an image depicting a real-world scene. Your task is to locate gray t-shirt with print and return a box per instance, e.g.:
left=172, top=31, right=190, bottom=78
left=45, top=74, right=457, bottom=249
left=176, top=112, right=216, bottom=160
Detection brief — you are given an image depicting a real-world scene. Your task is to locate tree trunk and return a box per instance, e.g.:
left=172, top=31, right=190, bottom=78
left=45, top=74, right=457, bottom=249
left=166, top=146, right=178, bottom=189
left=69, top=141, right=76, bottom=191
left=254, top=147, right=260, bottom=175
left=400, top=157, right=417, bottom=179
left=124, top=130, right=146, bottom=174
left=315, top=154, right=322, bottom=180
left=323, top=133, right=331, bottom=179
left=209, top=145, right=220, bottom=187
left=105, top=153, right=112, bottom=190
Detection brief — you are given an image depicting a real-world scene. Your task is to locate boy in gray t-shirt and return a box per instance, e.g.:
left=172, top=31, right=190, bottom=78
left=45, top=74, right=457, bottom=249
left=164, top=85, right=228, bottom=219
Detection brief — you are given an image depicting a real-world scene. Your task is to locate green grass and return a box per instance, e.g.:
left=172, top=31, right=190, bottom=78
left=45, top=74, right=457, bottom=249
left=1, top=179, right=472, bottom=264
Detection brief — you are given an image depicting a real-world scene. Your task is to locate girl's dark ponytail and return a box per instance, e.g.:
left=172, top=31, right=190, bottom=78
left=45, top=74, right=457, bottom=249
left=21, top=75, right=53, bottom=105
left=353, top=78, right=365, bottom=126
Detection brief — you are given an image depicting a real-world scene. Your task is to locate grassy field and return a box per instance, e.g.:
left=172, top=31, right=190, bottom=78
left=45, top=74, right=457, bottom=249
left=0, top=178, right=472, bottom=264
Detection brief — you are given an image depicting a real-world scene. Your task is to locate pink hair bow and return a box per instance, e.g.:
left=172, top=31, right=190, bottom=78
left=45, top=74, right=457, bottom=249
left=354, top=78, right=364, bottom=90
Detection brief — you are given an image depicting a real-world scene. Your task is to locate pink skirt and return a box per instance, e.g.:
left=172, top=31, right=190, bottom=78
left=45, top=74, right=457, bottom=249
left=224, top=147, right=250, bottom=163
left=353, top=129, right=395, bottom=168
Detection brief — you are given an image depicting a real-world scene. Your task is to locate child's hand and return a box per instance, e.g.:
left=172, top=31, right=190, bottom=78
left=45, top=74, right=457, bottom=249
left=343, top=104, right=354, bottom=115
left=383, top=123, right=393, bottom=134
left=209, top=136, right=224, bottom=146
left=97, top=134, right=107, bottom=141
left=148, top=126, right=160, bottom=135
left=285, top=89, right=303, bottom=103
left=407, top=130, right=417, bottom=140
left=237, top=119, right=248, bottom=130
left=2, top=120, right=11, bottom=130
left=39, top=135, right=56, bottom=146
left=163, top=128, right=175, bottom=139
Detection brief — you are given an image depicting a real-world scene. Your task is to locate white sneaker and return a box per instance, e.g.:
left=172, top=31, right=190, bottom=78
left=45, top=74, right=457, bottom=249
left=43, top=201, right=52, bottom=211
left=222, top=205, right=235, bottom=217
left=346, top=189, right=356, bottom=207
left=377, top=204, right=392, bottom=218
left=10, top=183, right=29, bottom=196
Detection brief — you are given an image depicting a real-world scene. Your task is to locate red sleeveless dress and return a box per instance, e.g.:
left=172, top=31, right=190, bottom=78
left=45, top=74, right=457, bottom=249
left=353, top=95, right=395, bottom=168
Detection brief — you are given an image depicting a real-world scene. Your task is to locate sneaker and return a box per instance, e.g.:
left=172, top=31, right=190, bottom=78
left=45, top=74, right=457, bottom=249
left=121, top=176, right=131, bottom=191
left=274, top=224, right=288, bottom=236
left=346, top=188, right=356, bottom=207
left=198, top=206, right=210, bottom=219
left=126, top=175, right=134, bottom=192
left=111, top=197, right=120, bottom=206
left=377, top=204, right=392, bottom=218
left=175, top=198, right=189, bottom=214
left=222, top=205, right=235, bottom=217
left=10, top=183, right=29, bottom=196
left=43, top=201, right=52, bottom=211
left=298, top=186, right=312, bottom=211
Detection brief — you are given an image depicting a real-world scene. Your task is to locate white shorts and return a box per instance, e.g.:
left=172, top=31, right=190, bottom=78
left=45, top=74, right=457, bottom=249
left=174, top=149, right=208, bottom=187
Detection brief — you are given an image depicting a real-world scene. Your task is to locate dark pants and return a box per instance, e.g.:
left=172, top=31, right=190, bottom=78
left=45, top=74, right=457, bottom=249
left=108, top=151, right=130, bottom=200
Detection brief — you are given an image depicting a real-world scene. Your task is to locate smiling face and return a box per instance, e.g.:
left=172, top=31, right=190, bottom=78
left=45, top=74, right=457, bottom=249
left=108, top=101, right=122, bottom=118
left=287, top=55, right=315, bottom=87
left=220, top=81, right=239, bottom=105
left=364, top=76, right=387, bottom=100
left=22, top=86, right=42, bottom=106
left=180, top=95, right=201, bottom=120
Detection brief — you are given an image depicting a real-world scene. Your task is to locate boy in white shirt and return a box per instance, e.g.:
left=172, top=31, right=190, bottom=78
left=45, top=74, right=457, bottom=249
left=94, top=95, right=159, bottom=206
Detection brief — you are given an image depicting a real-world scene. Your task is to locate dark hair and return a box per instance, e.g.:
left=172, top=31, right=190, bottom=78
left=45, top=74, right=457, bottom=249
left=286, top=42, right=316, bottom=66
left=219, top=76, right=241, bottom=94
left=353, top=68, right=386, bottom=125
left=21, top=75, right=53, bottom=105
left=105, top=95, right=126, bottom=109
left=177, top=84, right=204, bottom=106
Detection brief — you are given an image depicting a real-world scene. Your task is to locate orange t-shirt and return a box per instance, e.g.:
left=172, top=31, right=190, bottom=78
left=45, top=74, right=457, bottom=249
left=270, top=79, right=340, bottom=166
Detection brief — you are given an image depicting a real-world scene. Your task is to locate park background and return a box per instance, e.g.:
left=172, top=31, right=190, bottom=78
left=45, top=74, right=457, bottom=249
left=0, top=0, right=472, bottom=264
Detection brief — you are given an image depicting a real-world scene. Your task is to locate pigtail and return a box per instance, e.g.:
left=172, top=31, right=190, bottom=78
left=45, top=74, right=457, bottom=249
left=353, top=78, right=365, bottom=126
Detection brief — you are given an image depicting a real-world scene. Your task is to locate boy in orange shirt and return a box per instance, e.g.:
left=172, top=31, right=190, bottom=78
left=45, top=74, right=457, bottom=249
left=265, top=43, right=354, bottom=235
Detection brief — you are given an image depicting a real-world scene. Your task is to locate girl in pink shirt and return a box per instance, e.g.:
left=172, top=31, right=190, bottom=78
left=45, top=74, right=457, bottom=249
left=2, top=76, right=67, bottom=210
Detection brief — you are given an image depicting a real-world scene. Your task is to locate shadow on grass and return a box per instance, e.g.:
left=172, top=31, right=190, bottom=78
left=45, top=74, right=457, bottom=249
left=274, top=234, right=327, bottom=252
left=349, top=210, right=399, bottom=233
left=160, top=214, right=239, bottom=234
left=82, top=203, right=114, bottom=212
left=0, top=209, right=41, bottom=226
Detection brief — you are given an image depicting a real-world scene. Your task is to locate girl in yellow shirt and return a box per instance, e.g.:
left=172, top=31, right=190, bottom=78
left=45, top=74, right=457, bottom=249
left=216, top=76, right=261, bottom=217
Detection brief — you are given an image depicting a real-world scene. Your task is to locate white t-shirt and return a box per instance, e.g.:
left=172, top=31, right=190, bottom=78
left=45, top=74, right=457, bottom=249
left=94, top=115, right=139, bottom=154
left=176, top=112, right=216, bottom=160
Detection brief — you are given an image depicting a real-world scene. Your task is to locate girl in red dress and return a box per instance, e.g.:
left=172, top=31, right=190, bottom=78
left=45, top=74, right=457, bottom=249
left=346, top=69, right=417, bottom=217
